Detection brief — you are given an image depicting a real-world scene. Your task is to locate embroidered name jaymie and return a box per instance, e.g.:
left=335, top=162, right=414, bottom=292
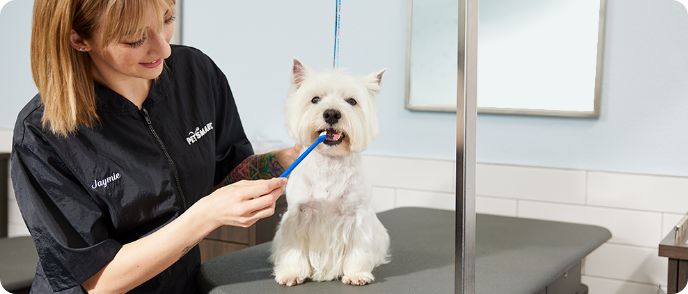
left=186, top=122, right=214, bottom=145
left=91, top=172, right=121, bottom=189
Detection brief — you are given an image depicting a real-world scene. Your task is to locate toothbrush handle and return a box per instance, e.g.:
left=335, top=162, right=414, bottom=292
left=279, top=138, right=323, bottom=178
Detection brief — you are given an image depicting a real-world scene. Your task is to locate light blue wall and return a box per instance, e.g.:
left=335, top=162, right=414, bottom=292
left=0, top=0, right=37, bottom=130
left=184, top=0, right=688, bottom=177
left=183, top=0, right=458, bottom=162
left=2, top=0, right=688, bottom=177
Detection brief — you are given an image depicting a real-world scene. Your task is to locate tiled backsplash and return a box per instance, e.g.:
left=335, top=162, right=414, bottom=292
left=6, top=153, right=681, bottom=293
left=362, top=156, right=674, bottom=294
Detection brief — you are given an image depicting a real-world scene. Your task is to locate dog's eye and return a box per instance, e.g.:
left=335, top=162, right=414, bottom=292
left=311, top=96, right=321, bottom=104
left=345, top=98, right=357, bottom=106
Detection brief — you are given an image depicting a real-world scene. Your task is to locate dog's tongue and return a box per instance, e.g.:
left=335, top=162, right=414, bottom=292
left=326, top=130, right=342, bottom=141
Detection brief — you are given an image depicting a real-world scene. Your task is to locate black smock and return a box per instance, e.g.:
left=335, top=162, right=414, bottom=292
left=10, top=45, right=254, bottom=293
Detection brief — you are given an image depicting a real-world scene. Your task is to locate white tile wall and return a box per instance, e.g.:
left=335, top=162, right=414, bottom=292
left=662, top=213, right=686, bottom=238
left=518, top=200, right=662, bottom=247
left=396, top=189, right=454, bottom=210
left=588, top=171, right=688, bottom=214
left=0, top=128, right=11, bottom=153
left=7, top=164, right=29, bottom=237
left=476, top=195, right=517, bottom=217
left=476, top=163, right=587, bottom=204
left=362, top=155, right=455, bottom=193
left=582, top=276, right=660, bottom=294
left=361, top=155, right=682, bottom=292
left=584, top=243, right=666, bottom=285
left=370, top=187, right=396, bottom=212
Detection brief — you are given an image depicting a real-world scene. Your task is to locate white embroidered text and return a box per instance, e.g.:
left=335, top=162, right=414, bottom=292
left=91, top=172, right=121, bottom=189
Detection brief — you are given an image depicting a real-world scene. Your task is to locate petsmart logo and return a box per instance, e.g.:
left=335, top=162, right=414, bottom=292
left=186, top=122, right=214, bottom=145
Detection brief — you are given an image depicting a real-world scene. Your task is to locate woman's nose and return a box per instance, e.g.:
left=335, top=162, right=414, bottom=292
left=147, top=28, right=170, bottom=55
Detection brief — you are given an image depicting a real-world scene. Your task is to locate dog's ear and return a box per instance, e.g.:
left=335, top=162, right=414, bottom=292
left=365, top=68, right=386, bottom=96
left=292, top=58, right=308, bottom=89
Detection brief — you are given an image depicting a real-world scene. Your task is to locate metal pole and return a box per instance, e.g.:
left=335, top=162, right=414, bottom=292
left=456, top=0, right=477, bottom=292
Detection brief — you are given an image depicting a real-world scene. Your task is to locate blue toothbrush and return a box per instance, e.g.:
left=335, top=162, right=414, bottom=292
left=279, top=131, right=327, bottom=178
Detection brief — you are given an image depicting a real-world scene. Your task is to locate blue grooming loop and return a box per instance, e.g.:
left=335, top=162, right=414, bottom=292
left=333, top=0, right=342, bottom=68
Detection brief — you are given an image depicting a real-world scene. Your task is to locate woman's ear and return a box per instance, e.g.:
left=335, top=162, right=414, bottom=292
left=69, top=29, right=92, bottom=52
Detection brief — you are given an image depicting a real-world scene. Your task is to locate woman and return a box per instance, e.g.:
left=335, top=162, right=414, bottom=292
left=11, top=0, right=297, bottom=292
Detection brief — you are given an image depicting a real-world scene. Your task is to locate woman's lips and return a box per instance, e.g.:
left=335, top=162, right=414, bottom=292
left=141, top=59, right=162, bottom=69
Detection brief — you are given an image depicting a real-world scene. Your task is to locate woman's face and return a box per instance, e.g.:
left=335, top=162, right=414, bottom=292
left=88, top=9, right=175, bottom=83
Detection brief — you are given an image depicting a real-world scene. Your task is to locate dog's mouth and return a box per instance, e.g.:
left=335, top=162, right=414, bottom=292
left=317, top=128, right=346, bottom=146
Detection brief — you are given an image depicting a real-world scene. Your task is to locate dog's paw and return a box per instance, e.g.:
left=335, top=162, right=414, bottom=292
left=341, top=273, right=374, bottom=286
left=275, top=275, right=306, bottom=287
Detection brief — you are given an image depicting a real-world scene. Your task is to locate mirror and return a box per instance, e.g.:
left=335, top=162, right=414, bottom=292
left=406, top=0, right=606, bottom=117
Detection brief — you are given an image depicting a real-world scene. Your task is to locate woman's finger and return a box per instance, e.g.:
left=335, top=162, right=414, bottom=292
left=243, top=185, right=284, bottom=212
left=235, top=178, right=286, bottom=200
left=294, top=144, right=304, bottom=154
left=247, top=203, right=277, bottom=221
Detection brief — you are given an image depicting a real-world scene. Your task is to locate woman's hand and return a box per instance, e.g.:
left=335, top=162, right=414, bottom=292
left=274, top=145, right=303, bottom=170
left=81, top=178, right=287, bottom=293
left=203, top=178, right=287, bottom=228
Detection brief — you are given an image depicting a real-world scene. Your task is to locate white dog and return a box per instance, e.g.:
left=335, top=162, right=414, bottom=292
left=270, top=59, right=390, bottom=287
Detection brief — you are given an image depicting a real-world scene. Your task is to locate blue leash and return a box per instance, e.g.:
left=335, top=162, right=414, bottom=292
left=333, top=0, right=342, bottom=69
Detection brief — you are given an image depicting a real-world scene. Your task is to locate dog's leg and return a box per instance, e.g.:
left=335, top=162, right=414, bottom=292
left=271, top=211, right=312, bottom=286
left=341, top=212, right=390, bottom=286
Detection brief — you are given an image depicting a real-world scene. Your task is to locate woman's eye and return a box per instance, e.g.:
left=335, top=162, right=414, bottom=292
left=311, top=96, right=321, bottom=104
left=165, top=16, right=176, bottom=25
left=345, top=98, right=357, bottom=106
left=125, top=37, right=146, bottom=48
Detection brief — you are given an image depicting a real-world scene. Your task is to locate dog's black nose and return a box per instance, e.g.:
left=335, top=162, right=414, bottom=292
left=323, top=109, right=341, bottom=125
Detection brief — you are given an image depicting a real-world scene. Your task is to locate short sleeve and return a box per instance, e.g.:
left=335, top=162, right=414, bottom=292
left=210, top=60, right=254, bottom=185
left=11, top=142, right=122, bottom=292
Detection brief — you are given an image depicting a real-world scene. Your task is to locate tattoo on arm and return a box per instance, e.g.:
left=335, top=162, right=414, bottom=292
left=222, top=153, right=285, bottom=185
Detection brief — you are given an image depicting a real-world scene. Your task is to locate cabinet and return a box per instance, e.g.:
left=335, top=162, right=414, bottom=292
left=534, top=263, right=588, bottom=294
left=0, top=153, right=9, bottom=237
left=659, top=216, right=688, bottom=294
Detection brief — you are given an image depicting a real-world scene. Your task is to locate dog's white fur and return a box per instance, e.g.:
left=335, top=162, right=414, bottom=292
left=270, top=59, right=390, bottom=287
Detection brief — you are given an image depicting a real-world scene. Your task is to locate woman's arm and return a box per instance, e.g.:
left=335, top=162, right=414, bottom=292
left=82, top=178, right=287, bottom=293
left=221, top=146, right=301, bottom=185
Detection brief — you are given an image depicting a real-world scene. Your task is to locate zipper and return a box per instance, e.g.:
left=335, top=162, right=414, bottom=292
left=140, top=108, right=188, bottom=211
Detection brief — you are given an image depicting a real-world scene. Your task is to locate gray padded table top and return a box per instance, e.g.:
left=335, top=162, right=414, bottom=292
left=198, top=207, right=610, bottom=294
left=0, top=236, right=38, bottom=292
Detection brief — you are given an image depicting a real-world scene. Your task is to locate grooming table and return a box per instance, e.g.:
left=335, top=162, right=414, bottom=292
left=197, top=207, right=610, bottom=294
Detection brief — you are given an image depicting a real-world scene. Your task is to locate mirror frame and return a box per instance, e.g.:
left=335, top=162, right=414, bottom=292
left=171, top=0, right=183, bottom=45
left=406, top=0, right=607, bottom=118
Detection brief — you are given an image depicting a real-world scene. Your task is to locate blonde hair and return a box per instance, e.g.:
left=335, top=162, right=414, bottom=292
left=30, top=0, right=174, bottom=136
